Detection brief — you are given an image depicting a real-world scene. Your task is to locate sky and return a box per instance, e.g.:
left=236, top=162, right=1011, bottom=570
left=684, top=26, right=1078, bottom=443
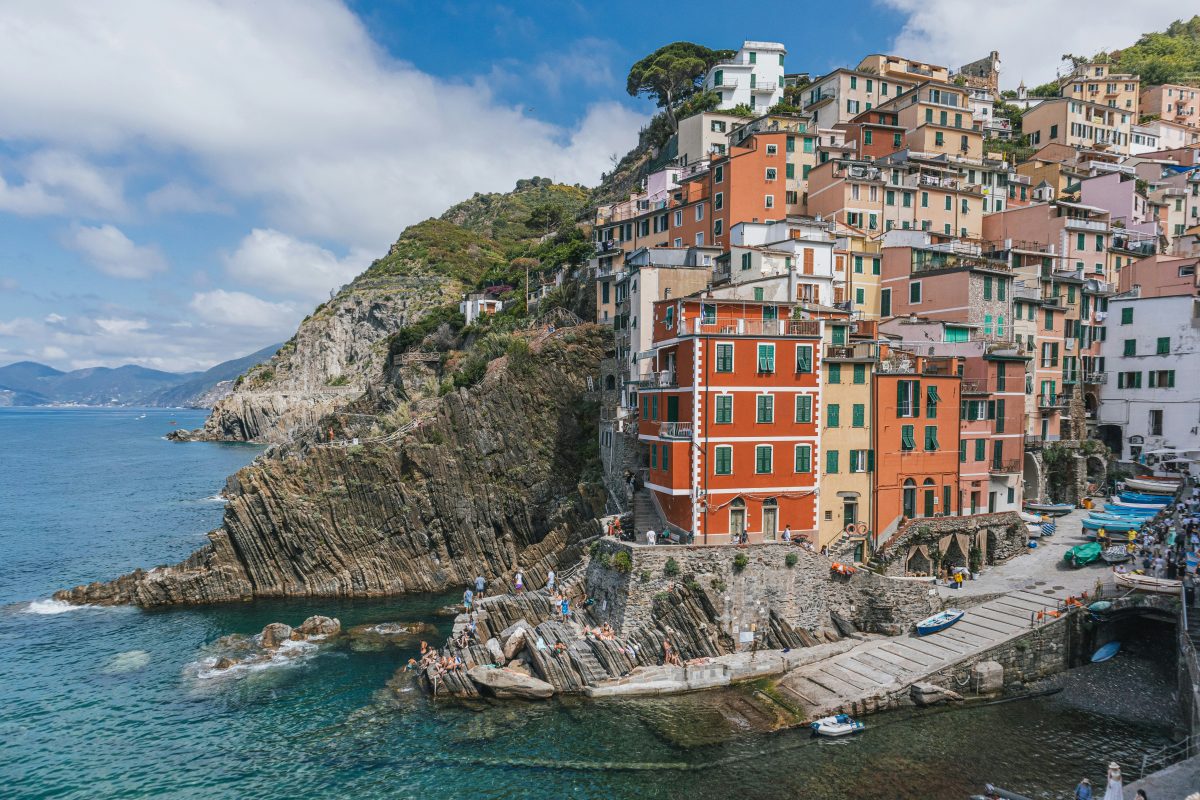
left=0, top=0, right=1187, bottom=373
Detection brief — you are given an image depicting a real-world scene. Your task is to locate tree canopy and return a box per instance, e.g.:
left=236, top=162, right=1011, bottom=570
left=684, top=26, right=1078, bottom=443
left=1116, top=15, right=1200, bottom=85
left=627, top=42, right=734, bottom=131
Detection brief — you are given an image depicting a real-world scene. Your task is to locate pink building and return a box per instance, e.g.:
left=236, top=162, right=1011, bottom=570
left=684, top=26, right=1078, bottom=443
left=1117, top=253, right=1200, bottom=297
left=1141, top=84, right=1200, bottom=129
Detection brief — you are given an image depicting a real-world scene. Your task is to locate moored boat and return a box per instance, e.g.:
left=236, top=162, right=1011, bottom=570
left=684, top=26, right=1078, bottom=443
left=916, top=608, right=965, bottom=636
left=1082, top=517, right=1143, bottom=533
left=1114, top=572, right=1184, bottom=594
left=810, top=713, right=864, bottom=737
left=1064, top=542, right=1102, bottom=567
left=1101, top=545, right=1130, bottom=564
left=1085, top=512, right=1147, bottom=525
left=1124, top=477, right=1181, bottom=495
left=1118, top=492, right=1171, bottom=505
left=969, top=784, right=1035, bottom=800
left=1103, top=502, right=1160, bottom=515
left=1023, top=501, right=1074, bottom=516
left=1091, top=641, right=1121, bottom=663
left=1018, top=511, right=1043, bottom=525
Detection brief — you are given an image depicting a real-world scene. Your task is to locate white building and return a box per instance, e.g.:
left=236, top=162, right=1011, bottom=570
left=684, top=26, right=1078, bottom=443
left=460, top=293, right=503, bottom=326
left=704, top=41, right=786, bottom=113
left=1129, top=124, right=1162, bottom=156
left=720, top=219, right=837, bottom=305
left=675, top=111, right=749, bottom=164
left=1139, top=119, right=1200, bottom=152
left=1098, top=292, right=1200, bottom=462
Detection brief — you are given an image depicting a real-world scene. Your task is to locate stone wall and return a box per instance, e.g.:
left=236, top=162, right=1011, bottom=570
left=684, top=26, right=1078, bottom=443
left=878, top=511, right=1026, bottom=577
left=584, top=540, right=941, bottom=643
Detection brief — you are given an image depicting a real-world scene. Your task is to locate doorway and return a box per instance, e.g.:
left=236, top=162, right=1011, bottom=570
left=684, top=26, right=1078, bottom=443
left=902, top=479, right=916, bottom=519
left=730, top=499, right=746, bottom=541
left=762, top=499, right=778, bottom=542
left=843, top=499, right=858, bottom=529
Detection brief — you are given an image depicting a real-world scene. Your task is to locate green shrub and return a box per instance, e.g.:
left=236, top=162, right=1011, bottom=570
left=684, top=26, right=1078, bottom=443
left=638, top=570, right=651, bottom=582
left=733, top=553, right=749, bottom=572
left=611, top=551, right=633, bottom=574
left=652, top=591, right=670, bottom=602
left=710, top=578, right=727, bottom=592
left=326, top=374, right=350, bottom=386
left=685, top=579, right=701, bottom=592
left=663, top=557, right=680, bottom=577
left=785, top=552, right=798, bottom=568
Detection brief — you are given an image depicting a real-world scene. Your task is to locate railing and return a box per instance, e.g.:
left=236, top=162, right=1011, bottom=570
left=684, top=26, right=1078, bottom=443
left=1037, top=394, right=1066, bottom=409
left=912, top=250, right=1012, bottom=274
left=960, top=378, right=988, bottom=394
left=658, top=421, right=693, bottom=439
left=751, top=81, right=777, bottom=92
left=1083, top=372, right=1107, bottom=384
left=989, top=459, right=1022, bottom=475
left=633, top=371, right=677, bottom=389
left=825, top=343, right=878, bottom=360
left=678, top=318, right=821, bottom=337
left=1064, top=218, right=1109, bottom=233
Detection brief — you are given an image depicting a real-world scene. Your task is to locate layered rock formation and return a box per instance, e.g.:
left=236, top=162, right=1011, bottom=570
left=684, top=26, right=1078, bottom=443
left=58, top=327, right=609, bottom=607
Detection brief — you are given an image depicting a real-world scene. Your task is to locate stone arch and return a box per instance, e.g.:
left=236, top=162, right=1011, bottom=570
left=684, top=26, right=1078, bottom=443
left=1023, top=451, right=1043, bottom=501
left=1086, top=454, right=1107, bottom=487
left=604, top=373, right=616, bottom=390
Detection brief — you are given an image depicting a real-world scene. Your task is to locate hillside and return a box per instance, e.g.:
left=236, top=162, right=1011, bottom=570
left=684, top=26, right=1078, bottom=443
left=146, top=343, right=281, bottom=408
left=1115, top=15, right=1200, bottom=86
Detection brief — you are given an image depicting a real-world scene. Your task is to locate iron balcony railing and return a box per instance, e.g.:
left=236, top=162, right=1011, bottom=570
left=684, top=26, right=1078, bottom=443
left=1064, top=217, right=1109, bottom=233
left=989, top=459, right=1023, bottom=475
left=1083, top=371, right=1107, bottom=384
left=658, top=421, right=693, bottom=439
left=825, top=342, right=878, bottom=360
left=633, top=371, right=677, bottom=389
left=960, top=378, right=988, bottom=394
left=678, top=318, right=821, bottom=337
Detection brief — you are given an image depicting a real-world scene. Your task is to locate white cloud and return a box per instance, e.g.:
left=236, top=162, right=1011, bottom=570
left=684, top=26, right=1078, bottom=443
left=224, top=228, right=368, bottom=300
left=882, top=0, right=1184, bottom=88
left=0, top=1, right=642, bottom=252
left=189, top=289, right=298, bottom=331
left=94, top=318, right=150, bottom=337
left=144, top=182, right=232, bottom=215
left=43, top=313, right=66, bottom=324
left=62, top=223, right=167, bottom=279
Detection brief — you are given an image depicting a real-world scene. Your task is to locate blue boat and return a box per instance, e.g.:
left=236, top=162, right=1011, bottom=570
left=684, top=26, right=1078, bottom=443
left=1086, top=512, right=1148, bottom=524
left=1091, top=641, right=1121, bottom=663
left=916, top=609, right=965, bottom=636
left=1103, top=503, right=1159, bottom=516
left=1082, top=517, right=1143, bottom=532
left=1118, top=492, right=1170, bottom=505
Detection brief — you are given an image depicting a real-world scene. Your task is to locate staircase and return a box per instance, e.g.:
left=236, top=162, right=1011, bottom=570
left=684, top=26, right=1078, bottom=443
left=632, top=488, right=663, bottom=540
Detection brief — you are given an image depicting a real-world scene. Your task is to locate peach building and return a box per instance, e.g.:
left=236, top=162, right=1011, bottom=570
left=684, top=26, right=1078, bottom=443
left=1060, top=62, right=1140, bottom=116
left=1023, top=99, right=1133, bottom=155
left=1140, top=84, right=1200, bottom=129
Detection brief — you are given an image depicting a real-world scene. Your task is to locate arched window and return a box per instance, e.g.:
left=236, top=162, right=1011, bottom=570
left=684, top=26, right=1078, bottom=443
left=923, top=478, right=936, bottom=517
left=605, top=374, right=616, bottom=390
left=902, top=478, right=916, bottom=519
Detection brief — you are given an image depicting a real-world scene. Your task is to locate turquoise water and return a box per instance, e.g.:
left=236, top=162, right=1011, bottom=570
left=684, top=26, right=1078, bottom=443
left=0, top=408, right=1179, bottom=799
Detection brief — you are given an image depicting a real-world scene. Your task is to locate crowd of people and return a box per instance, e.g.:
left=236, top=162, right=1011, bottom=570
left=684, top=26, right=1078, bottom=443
left=1108, top=483, right=1200, bottom=598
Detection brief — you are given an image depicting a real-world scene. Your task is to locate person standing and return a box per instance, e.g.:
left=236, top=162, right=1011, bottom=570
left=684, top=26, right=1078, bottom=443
left=1073, top=777, right=1092, bottom=800
left=782, top=525, right=792, bottom=543
left=547, top=569, right=556, bottom=593
left=514, top=571, right=524, bottom=594
left=646, top=528, right=656, bottom=546
left=474, top=574, right=486, bottom=599
left=1102, top=762, right=1122, bottom=800
left=462, top=587, right=473, bottom=612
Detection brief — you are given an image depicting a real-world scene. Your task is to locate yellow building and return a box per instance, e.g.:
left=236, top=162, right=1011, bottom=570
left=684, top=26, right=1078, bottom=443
left=1023, top=98, right=1133, bottom=155
left=1060, top=62, right=1140, bottom=117
left=835, top=232, right=883, bottom=319
left=817, top=318, right=877, bottom=552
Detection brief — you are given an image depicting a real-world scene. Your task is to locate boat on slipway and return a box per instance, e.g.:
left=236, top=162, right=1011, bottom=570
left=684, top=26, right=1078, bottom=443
left=1101, top=545, right=1131, bottom=564
left=1023, top=501, right=1074, bottom=516
left=1115, top=572, right=1184, bottom=595
left=1103, top=502, right=1160, bottom=515
left=1082, top=517, right=1143, bottom=533
left=1118, top=491, right=1171, bottom=506
left=1064, top=542, right=1102, bottom=567
left=916, top=609, right=965, bottom=636
left=1123, top=477, right=1181, bottom=495
left=1091, top=641, right=1121, bottom=663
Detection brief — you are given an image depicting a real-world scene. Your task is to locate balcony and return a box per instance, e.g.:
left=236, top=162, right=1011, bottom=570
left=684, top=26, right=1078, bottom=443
left=1083, top=371, right=1107, bottom=384
left=1037, top=393, right=1069, bottom=409
left=678, top=318, right=822, bottom=337
left=825, top=342, right=878, bottom=361
left=1064, top=218, right=1109, bottom=233
left=658, top=421, right=693, bottom=440
left=960, top=378, right=989, bottom=395
left=911, top=249, right=1012, bottom=274
left=750, top=81, right=777, bottom=93
left=634, top=371, right=677, bottom=389
left=989, top=459, right=1023, bottom=475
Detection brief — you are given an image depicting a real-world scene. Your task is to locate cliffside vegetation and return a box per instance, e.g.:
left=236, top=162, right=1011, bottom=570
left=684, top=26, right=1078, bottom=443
left=1114, top=15, right=1200, bottom=85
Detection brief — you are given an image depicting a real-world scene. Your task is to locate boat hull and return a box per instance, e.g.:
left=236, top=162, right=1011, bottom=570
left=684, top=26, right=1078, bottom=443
left=1082, top=517, right=1142, bottom=532
left=916, top=609, right=965, bottom=635
left=1115, top=573, right=1183, bottom=594
left=1124, top=478, right=1180, bottom=495
left=1091, top=641, right=1121, bottom=662
left=1023, top=502, right=1074, bottom=516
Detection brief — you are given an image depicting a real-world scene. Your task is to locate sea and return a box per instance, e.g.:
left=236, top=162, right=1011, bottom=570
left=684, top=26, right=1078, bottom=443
left=0, top=407, right=1181, bottom=799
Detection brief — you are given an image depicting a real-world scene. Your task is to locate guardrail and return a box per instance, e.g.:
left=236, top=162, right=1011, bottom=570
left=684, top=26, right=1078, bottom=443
left=658, top=421, right=693, bottom=439
left=678, top=319, right=821, bottom=337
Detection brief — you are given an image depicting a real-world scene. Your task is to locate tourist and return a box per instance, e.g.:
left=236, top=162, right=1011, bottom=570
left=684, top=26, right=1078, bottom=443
left=474, top=574, right=486, bottom=598
left=1073, top=777, right=1092, bottom=800
left=1134, top=790, right=1147, bottom=800
left=782, top=525, right=792, bottom=543
left=560, top=595, right=570, bottom=622
left=463, top=587, right=473, bottom=612
left=954, top=571, right=964, bottom=590
left=646, top=528, right=656, bottom=546
left=547, top=568, right=556, bottom=592
left=1167, top=551, right=1178, bottom=580
left=1102, top=762, right=1122, bottom=800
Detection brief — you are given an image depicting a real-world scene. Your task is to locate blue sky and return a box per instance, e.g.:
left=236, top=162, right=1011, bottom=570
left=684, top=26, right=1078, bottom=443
left=0, top=0, right=1184, bottom=372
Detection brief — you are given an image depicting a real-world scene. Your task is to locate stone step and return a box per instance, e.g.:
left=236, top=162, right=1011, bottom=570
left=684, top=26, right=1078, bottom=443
left=854, top=650, right=916, bottom=679
left=872, top=643, right=937, bottom=671
left=806, top=667, right=866, bottom=697
left=838, top=656, right=899, bottom=687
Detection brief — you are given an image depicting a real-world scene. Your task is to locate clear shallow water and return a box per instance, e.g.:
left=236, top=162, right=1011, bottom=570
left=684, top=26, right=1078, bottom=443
left=0, top=408, right=1179, bottom=799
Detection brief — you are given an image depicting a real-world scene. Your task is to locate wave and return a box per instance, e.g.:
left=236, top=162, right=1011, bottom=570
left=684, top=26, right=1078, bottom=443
left=201, top=494, right=228, bottom=503
left=187, top=639, right=320, bottom=681
left=25, top=598, right=95, bottom=615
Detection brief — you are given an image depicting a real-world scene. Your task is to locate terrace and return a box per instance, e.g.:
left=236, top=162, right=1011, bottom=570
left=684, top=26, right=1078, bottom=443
left=677, top=318, right=822, bottom=337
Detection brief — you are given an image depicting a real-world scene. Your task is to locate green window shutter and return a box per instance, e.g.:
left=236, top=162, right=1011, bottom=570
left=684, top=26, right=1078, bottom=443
left=651, top=446, right=658, bottom=469
left=756, top=395, right=773, bottom=423
left=1124, top=339, right=1136, bottom=357
left=854, top=255, right=864, bottom=273
left=829, top=363, right=841, bottom=383
left=866, top=449, right=874, bottom=471
left=996, top=399, right=1006, bottom=433
left=758, top=344, right=775, bottom=372
left=897, top=380, right=908, bottom=416
left=872, top=258, right=880, bottom=275
left=828, top=404, right=840, bottom=427
left=662, top=444, right=669, bottom=470
left=1157, top=337, right=1170, bottom=354
left=651, top=395, right=658, bottom=420
left=881, top=289, right=891, bottom=317
left=852, top=403, right=864, bottom=427
left=850, top=450, right=860, bottom=472
left=795, top=445, right=811, bottom=473
left=925, top=425, right=938, bottom=451
left=960, top=440, right=967, bottom=462
left=983, top=276, right=992, bottom=300
left=797, top=345, right=812, bottom=373
left=756, top=445, right=772, bottom=474
left=901, top=424, right=915, bottom=451
left=998, top=280, right=1006, bottom=301
left=832, top=325, right=846, bottom=345
left=716, top=343, right=733, bottom=372
left=1121, top=307, right=1133, bottom=324
left=853, top=363, right=866, bottom=384
left=715, top=446, right=731, bottom=475
left=975, top=438, right=985, bottom=461
left=826, top=449, right=839, bottom=474
left=715, top=395, right=732, bottom=424
left=786, top=162, right=795, bottom=179
left=796, top=394, right=812, bottom=423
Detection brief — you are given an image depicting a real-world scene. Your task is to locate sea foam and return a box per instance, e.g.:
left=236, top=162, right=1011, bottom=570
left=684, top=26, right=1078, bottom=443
left=25, top=598, right=94, bottom=615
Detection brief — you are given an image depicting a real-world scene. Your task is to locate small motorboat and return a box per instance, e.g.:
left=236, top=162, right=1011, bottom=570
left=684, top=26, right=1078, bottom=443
left=1101, top=545, right=1131, bottom=564
left=1124, top=477, right=1180, bottom=495
left=1091, top=641, right=1121, bottom=663
left=1023, top=501, right=1074, bottom=516
left=811, top=713, right=864, bottom=737
left=1103, top=502, right=1160, bottom=515
left=1115, top=572, right=1184, bottom=594
left=1064, top=542, right=1102, bottom=567
left=1082, top=517, right=1142, bottom=533
left=916, top=609, right=965, bottom=636
left=1085, top=513, right=1146, bottom=526
left=1118, top=492, right=1170, bottom=505
left=969, top=784, right=1034, bottom=800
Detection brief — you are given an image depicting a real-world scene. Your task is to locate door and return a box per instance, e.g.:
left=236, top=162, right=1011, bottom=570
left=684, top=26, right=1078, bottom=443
left=762, top=506, right=777, bottom=541
left=730, top=508, right=746, bottom=540
left=903, top=486, right=916, bottom=519
left=666, top=395, right=679, bottom=422
left=843, top=500, right=858, bottom=529
left=971, top=491, right=980, bottom=514
left=1041, top=418, right=1049, bottom=439
left=988, top=492, right=997, bottom=513
left=923, top=489, right=935, bottom=518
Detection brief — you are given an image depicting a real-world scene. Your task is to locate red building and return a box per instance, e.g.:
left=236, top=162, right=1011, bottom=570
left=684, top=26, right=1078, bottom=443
left=637, top=295, right=823, bottom=544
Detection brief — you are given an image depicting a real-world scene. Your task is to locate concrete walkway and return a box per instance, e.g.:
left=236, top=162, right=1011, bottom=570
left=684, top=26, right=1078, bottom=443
left=779, top=510, right=1111, bottom=719
left=1124, top=753, right=1200, bottom=799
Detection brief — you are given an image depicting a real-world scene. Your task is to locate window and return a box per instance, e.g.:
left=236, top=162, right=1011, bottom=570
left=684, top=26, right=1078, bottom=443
left=714, top=192, right=724, bottom=210
left=786, top=163, right=795, bottom=179
left=741, top=252, right=752, bottom=271
left=865, top=130, right=873, bottom=145
left=901, top=424, right=916, bottom=451
left=757, top=343, right=775, bottom=372
left=885, top=190, right=895, bottom=206
left=715, top=343, right=734, bottom=372
left=714, top=166, right=724, bottom=183
left=921, top=191, right=929, bottom=208
left=849, top=449, right=872, bottom=473
left=765, top=195, right=775, bottom=209
left=983, top=276, right=992, bottom=300
left=959, top=440, right=967, bottom=462
left=910, top=281, right=922, bottom=304
left=1124, top=339, right=1136, bottom=357
left=796, top=345, right=813, bottom=373
left=872, top=258, right=880, bottom=275
left=926, top=385, right=939, bottom=418
left=715, top=445, right=732, bottom=475
left=829, top=363, right=841, bottom=384
left=756, top=394, right=774, bottom=423
left=1149, top=409, right=1163, bottom=437
left=1095, top=234, right=1104, bottom=252
left=695, top=205, right=704, bottom=221
left=897, top=379, right=919, bottom=417
left=852, top=403, right=865, bottom=427
left=825, top=448, right=839, bottom=474
left=998, top=280, right=1006, bottom=301
left=853, top=363, right=866, bottom=384
left=661, top=444, right=669, bottom=471
left=795, top=444, right=811, bottom=473
left=795, top=394, right=812, bottom=423
left=975, top=438, right=986, bottom=461
left=924, top=425, right=939, bottom=451
left=765, top=167, right=777, bottom=181
left=651, top=445, right=657, bottom=469
left=755, top=445, right=773, bottom=474
left=651, top=395, right=658, bottom=420
left=1157, top=337, right=1170, bottom=355
left=715, top=395, right=732, bottom=424
left=827, top=404, right=840, bottom=427
left=766, top=144, right=778, bottom=156
left=856, top=287, right=865, bottom=304
left=881, top=288, right=892, bottom=317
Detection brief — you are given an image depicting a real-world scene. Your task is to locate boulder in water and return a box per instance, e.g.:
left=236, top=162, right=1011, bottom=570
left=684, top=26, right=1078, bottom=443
left=467, top=666, right=554, bottom=700
left=259, top=622, right=293, bottom=649
left=500, top=620, right=533, bottom=661
left=910, top=682, right=963, bottom=706
left=346, top=621, right=436, bottom=651
left=296, top=615, right=341, bottom=637
left=214, top=657, right=236, bottom=670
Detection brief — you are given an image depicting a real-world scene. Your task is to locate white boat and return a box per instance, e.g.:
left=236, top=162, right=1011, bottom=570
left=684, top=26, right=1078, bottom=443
left=1123, top=477, right=1181, bottom=495
left=1018, top=511, right=1044, bottom=525
left=1101, top=545, right=1131, bottom=564
left=810, top=713, right=865, bottom=737
left=1114, top=572, right=1183, bottom=595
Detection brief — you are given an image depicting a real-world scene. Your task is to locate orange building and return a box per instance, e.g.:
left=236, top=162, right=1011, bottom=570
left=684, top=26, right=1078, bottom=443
left=872, top=349, right=963, bottom=546
left=637, top=295, right=823, bottom=544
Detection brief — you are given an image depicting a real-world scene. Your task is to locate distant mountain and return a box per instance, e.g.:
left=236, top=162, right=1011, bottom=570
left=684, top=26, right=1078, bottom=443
left=146, top=343, right=281, bottom=408
left=0, top=344, right=281, bottom=408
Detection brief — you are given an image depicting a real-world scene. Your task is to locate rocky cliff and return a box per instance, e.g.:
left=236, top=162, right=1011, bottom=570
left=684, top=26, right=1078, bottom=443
left=58, top=326, right=609, bottom=607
